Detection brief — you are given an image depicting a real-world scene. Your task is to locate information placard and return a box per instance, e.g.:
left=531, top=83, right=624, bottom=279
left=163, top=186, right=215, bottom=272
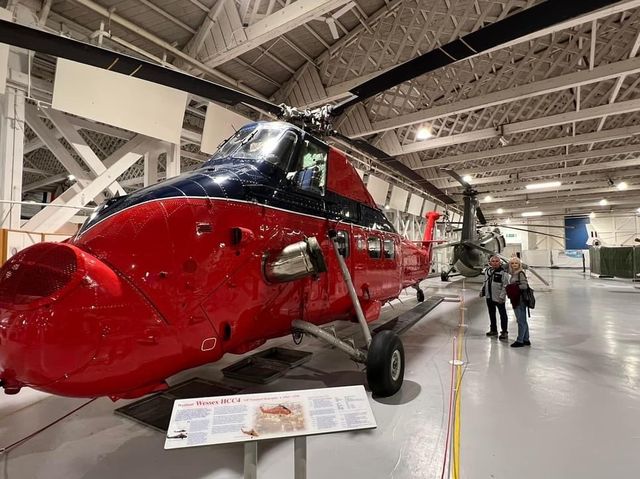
left=164, top=385, right=376, bottom=449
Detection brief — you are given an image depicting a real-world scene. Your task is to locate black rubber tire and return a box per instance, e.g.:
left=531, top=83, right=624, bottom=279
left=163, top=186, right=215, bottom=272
left=366, top=331, right=404, bottom=397
left=440, top=271, right=449, bottom=282
left=416, top=288, right=425, bottom=302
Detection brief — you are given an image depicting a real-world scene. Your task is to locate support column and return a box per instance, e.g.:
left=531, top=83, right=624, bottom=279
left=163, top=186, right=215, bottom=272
left=144, top=151, right=159, bottom=186
left=0, top=86, right=25, bottom=229
left=166, top=143, right=181, bottom=179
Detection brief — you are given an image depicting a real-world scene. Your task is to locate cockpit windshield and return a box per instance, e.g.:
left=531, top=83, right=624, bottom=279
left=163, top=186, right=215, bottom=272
left=204, top=123, right=297, bottom=169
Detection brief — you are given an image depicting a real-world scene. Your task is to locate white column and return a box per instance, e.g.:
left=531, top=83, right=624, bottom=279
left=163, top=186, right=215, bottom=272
left=0, top=86, right=26, bottom=229
left=144, top=151, right=159, bottom=186
left=166, top=143, right=181, bottom=179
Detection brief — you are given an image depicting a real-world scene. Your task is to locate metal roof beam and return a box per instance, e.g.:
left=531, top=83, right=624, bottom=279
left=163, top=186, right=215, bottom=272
left=68, top=0, right=266, bottom=99
left=319, top=0, right=640, bottom=110
left=202, top=0, right=352, bottom=67
left=23, top=173, right=68, bottom=193
left=444, top=157, right=640, bottom=189
left=401, top=98, right=640, bottom=155
left=416, top=124, right=640, bottom=169
left=459, top=143, right=640, bottom=176
left=24, top=135, right=154, bottom=233
left=351, top=55, right=640, bottom=137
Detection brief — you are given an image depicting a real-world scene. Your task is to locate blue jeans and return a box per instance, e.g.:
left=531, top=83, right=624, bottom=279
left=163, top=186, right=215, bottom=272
left=513, top=302, right=529, bottom=343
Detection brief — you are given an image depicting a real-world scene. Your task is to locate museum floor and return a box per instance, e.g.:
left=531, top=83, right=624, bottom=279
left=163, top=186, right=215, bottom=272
left=1, top=270, right=638, bottom=478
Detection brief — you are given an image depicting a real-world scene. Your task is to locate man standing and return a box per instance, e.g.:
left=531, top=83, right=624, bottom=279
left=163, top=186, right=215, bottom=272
left=481, top=256, right=510, bottom=340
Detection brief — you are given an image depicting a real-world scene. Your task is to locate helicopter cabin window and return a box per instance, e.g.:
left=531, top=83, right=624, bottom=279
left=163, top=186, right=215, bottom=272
left=367, top=237, right=382, bottom=259
left=383, top=239, right=395, bottom=259
left=206, top=124, right=296, bottom=169
left=335, top=231, right=350, bottom=258
left=289, top=138, right=328, bottom=195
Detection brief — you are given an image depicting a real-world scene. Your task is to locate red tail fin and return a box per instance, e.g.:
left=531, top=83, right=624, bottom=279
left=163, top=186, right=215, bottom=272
left=423, top=211, right=442, bottom=264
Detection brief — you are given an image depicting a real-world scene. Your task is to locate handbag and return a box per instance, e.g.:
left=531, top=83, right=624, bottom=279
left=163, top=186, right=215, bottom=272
left=518, top=271, right=536, bottom=309
left=522, top=286, right=536, bottom=309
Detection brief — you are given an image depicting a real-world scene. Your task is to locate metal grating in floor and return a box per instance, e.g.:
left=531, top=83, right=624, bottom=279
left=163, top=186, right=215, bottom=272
left=114, top=378, right=241, bottom=432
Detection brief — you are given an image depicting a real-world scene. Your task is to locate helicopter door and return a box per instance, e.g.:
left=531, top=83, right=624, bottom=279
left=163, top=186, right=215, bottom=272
left=381, top=236, right=401, bottom=297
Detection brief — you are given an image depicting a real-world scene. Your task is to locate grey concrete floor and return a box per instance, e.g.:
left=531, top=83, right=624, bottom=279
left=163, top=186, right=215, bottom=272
left=0, top=270, right=638, bottom=478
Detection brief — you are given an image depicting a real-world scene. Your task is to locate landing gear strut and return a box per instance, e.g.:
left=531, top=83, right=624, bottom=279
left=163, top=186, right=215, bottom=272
left=414, top=285, right=425, bottom=302
left=441, top=267, right=453, bottom=282
left=291, top=230, right=404, bottom=397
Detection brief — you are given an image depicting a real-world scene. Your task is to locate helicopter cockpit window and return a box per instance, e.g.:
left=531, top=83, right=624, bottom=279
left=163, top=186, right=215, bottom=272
left=335, top=231, right=350, bottom=258
left=288, top=138, right=328, bottom=195
left=205, top=124, right=296, bottom=168
left=383, top=239, right=395, bottom=259
left=367, top=237, right=382, bottom=259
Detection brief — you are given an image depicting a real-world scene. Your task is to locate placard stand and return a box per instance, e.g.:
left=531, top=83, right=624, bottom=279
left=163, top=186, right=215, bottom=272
left=243, top=436, right=307, bottom=479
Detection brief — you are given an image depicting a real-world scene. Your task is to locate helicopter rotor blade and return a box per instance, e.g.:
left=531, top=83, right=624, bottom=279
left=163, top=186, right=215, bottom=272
left=495, top=225, right=565, bottom=239
left=440, top=168, right=471, bottom=190
left=476, top=206, right=487, bottom=226
left=495, top=223, right=572, bottom=229
left=331, top=132, right=457, bottom=205
left=0, top=19, right=284, bottom=117
left=461, top=240, right=550, bottom=286
left=331, top=0, right=621, bottom=116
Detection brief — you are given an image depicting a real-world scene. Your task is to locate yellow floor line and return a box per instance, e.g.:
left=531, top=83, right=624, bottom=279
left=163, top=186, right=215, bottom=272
left=452, top=285, right=466, bottom=479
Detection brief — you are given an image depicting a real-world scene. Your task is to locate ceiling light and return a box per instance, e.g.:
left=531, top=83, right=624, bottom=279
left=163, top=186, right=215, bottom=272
left=67, top=174, right=76, bottom=182
left=498, top=136, right=509, bottom=147
left=416, top=126, right=433, bottom=140
left=497, top=208, right=504, bottom=214
left=589, top=212, right=596, bottom=219
left=617, top=181, right=628, bottom=190
left=521, top=211, right=543, bottom=217
left=484, top=195, right=492, bottom=202
left=384, top=205, right=390, bottom=210
left=599, top=199, right=608, bottom=206
left=637, top=207, right=640, bottom=214
left=525, top=181, right=562, bottom=190
left=462, top=175, right=473, bottom=183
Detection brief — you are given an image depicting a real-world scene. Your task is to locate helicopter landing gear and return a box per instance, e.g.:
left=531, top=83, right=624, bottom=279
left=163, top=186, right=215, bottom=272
left=415, top=286, right=425, bottom=302
left=366, top=330, right=404, bottom=397
left=288, top=230, right=406, bottom=398
left=441, top=267, right=453, bottom=282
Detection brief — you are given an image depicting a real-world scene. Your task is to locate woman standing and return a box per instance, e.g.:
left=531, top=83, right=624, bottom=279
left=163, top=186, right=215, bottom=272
left=506, top=257, right=531, bottom=348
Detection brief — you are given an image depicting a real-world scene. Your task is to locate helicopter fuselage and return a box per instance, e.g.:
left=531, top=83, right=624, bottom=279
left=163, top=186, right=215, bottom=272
left=0, top=122, right=439, bottom=399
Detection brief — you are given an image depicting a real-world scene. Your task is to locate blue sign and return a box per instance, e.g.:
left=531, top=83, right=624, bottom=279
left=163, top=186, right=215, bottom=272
left=565, top=216, right=590, bottom=250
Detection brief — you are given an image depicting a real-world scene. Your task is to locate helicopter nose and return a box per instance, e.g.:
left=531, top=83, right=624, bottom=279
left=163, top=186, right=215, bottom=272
left=0, top=243, right=103, bottom=388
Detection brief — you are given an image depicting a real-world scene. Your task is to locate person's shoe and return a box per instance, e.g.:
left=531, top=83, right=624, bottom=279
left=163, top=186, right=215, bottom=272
left=510, top=341, right=525, bottom=348
left=523, top=340, right=531, bottom=346
left=486, top=330, right=498, bottom=337
left=499, top=331, right=508, bottom=340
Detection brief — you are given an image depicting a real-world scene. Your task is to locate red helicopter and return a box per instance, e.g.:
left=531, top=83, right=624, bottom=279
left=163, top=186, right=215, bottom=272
left=0, top=116, right=442, bottom=399
left=0, top=1, right=609, bottom=399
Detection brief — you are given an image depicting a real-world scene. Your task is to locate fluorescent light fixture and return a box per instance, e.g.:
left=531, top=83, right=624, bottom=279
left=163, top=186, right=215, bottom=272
left=525, top=181, right=562, bottom=190
left=521, top=211, right=543, bottom=217
left=484, top=195, right=492, bottom=202
left=637, top=207, right=640, bottom=213
left=497, top=208, right=504, bottom=214
left=599, top=199, right=608, bottom=206
left=462, top=175, right=473, bottom=183
left=416, top=126, right=433, bottom=140
left=616, top=181, right=628, bottom=190
left=589, top=212, right=596, bottom=219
